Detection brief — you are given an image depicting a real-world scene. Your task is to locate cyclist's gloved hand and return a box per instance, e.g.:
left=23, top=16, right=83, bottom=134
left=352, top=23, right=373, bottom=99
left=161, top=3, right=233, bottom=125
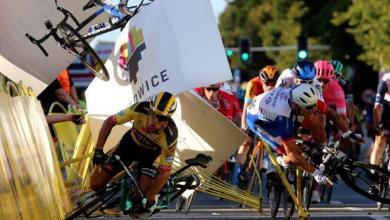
left=312, top=169, right=333, bottom=186
left=93, top=149, right=107, bottom=165
left=342, top=130, right=364, bottom=144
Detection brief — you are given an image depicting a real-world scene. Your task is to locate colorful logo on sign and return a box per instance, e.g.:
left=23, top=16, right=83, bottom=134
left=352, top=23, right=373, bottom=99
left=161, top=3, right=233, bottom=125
left=118, top=26, right=146, bottom=84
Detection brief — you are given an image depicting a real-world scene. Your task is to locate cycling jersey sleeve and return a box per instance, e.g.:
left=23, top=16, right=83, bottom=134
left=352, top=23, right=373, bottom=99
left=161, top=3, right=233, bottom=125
left=334, top=87, right=347, bottom=117
left=113, top=102, right=145, bottom=125
left=375, top=80, right=388, bottom=105
left=244, top=80, right=255, bottom=104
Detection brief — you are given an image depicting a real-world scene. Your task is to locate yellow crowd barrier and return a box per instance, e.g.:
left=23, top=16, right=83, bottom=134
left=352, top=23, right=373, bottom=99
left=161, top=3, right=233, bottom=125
left=0, top=74, right=72, bottom=220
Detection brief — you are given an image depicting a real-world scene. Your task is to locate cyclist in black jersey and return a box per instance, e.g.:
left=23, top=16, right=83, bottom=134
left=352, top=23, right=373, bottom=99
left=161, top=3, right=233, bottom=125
left=371, top=72, right=390, bottom=166
left=90, top=91, right=178, bottom=212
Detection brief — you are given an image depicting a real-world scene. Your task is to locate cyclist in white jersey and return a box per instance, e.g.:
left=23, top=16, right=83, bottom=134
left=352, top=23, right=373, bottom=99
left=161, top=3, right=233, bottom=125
left=246, top=83, right=332, bottom=185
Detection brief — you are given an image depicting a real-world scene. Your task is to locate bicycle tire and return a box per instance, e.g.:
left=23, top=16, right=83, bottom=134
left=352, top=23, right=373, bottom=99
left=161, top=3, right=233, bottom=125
left=320, top=184, right=333, bottom=204
left=302, top=174, right=313, bottom=210
left=282, top=168, right=295, bottom=219
left=65, top=185, right=120, bottom=220
left=378, top=145, right=390, bottom=209
left=267, top=181, right=281, bottom=218
left=58, top=22, right=110, bottom=81
left=339, top=161, right=390, bottom=204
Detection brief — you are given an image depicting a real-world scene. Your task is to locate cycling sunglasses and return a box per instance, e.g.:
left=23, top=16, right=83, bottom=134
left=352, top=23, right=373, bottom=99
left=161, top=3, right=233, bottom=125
left=151, top=112, right=170, bottom=122
left=205, top=87, right=220, bottom=92
left=317, top=78, right=330, bottom=85
left=298, top=79, right=313, bottom=84
left=264, top=79, right=277, bottom=86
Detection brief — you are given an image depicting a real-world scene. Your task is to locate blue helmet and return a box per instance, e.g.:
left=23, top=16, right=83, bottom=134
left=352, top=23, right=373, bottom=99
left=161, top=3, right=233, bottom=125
left=291, top=61, right=316, bottom=80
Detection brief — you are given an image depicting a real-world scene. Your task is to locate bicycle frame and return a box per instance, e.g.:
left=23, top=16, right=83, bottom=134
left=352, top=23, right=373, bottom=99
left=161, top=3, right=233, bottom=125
left=73, top=0, right=153, bottom=40
left=258, top=138, right=310, bottom=218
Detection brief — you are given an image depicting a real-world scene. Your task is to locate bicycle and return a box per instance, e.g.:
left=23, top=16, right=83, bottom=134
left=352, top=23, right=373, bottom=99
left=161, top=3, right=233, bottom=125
left=301, top=134, right=390, bottom=204
left=25, top=0, right=152, bottom=81
left=65, top=153, right=212, bottom=219
left=251, top=137, right=309, bottom=218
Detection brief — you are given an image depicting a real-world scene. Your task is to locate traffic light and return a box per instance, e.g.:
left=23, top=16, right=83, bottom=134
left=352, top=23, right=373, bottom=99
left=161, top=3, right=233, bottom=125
left=226, top=49, right=234, bottom=57
left=297, top=35, right=308, bottom=60
left=239, top=38, right=251, bottom=63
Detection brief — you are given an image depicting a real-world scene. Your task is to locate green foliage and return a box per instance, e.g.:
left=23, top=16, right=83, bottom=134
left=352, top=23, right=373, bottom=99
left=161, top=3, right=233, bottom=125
left=332, top=0, right=390, bottom=71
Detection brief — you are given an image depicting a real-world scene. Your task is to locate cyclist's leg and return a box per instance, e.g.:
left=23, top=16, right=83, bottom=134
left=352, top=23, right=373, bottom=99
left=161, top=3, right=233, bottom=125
left=370, top=106, right=390, bottom=165
left=135, top=146, right=162, bottom=200
left=90, top=146, right=128, bottom=191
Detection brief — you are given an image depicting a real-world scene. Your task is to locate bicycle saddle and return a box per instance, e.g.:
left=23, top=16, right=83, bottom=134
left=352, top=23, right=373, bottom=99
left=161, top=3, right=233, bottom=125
left=185, top=153, right=212, bottom=168
left=83, top=0, right=99, bottom=11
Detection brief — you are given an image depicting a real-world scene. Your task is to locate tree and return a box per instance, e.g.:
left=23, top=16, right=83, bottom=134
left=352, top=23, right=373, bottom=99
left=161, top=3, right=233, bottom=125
left=332, top=0, right=390, bottom=71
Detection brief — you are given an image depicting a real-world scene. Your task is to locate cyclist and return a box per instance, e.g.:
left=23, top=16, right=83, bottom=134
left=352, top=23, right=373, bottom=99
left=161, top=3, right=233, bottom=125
left=90, top=91, right=178, bottom=214
left=238, top=66, right=279, bottom=165
left=276, top=61, right=322, bottom=100
left=330, top=60, right=355, bottom=128
left=315, top=60, right=348, bottom=121
left=370, top=72, right=390, bottom=166
left=246, top=83, right=332, bottom=185
left=241, top=65, right=279, bottom=130
left=276, top=61, right=349, bottom=144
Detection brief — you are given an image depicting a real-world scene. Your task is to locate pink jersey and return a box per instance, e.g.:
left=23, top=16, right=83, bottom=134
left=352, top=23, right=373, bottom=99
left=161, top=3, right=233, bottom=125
left=323, top=79, right=347, bottom=117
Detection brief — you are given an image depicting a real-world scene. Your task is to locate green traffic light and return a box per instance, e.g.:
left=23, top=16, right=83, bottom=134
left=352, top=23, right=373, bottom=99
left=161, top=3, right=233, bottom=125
left=298, top=50, right=308, bottom=59
left=226, top=50, right=234, bottom=57
left=241, top=52, right=250, bottom=61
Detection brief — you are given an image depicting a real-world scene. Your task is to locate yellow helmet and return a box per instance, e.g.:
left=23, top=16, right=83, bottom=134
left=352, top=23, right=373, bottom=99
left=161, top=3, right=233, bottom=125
left=259, top=65, right=279, bottom=84
left=149, top=92, right=177, bottom=117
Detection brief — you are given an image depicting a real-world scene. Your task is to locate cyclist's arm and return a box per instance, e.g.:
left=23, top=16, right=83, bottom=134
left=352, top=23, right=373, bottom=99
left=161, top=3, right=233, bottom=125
left=95, top=115, right=116, bottom=150
left=328, top=107, right=348, bottom=132
left=241, top=101, right=250, bottom=129
left=242, top=81, right=254, bottom=129
left=343, top=82, right=355, bottom=126
left=231, top=94, right=242, bottom=125
left=334, top=86, right=348, bottom=120
left=95, top=104, right=139, bottom=150
left=283, top=141, right=316, bottom=173
left=373, top=80, right=387, bottom=127
left=317, top=100, right=348, bottom=132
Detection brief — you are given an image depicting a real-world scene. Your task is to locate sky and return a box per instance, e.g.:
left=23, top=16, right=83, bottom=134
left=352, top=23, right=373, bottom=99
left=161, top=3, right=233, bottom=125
left=94, top=0, right=227, bottom=43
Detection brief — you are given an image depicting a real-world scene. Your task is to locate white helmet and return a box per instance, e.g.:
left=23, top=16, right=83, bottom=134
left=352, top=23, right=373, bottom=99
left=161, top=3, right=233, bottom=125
left=291, top=83, right=318, bottom=107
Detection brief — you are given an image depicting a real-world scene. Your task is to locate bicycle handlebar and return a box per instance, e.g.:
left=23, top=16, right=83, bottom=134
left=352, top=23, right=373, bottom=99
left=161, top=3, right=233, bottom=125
left=25, top=33, right=49, bottom=56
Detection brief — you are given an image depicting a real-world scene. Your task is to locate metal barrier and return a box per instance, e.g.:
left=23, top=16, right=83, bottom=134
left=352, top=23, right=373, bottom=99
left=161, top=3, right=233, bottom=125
left=0, top=74, right=72, bottom=219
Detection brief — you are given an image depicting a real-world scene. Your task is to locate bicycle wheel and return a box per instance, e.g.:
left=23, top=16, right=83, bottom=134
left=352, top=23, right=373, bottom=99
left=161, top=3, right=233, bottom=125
left=378, top=145, right=390, bottom=209
left=266, top=179, right=281, bottom=218
left=339, top=161, right=390, bottom=204
left=65, top=184, right=121, bottom=220
left=58, top=22, right=109, bottom=81
left=320, top=184, right=333, bottom=203
left=282, top=168, right=295, bottom=219
left=302, top=173, right=313, bottom=210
